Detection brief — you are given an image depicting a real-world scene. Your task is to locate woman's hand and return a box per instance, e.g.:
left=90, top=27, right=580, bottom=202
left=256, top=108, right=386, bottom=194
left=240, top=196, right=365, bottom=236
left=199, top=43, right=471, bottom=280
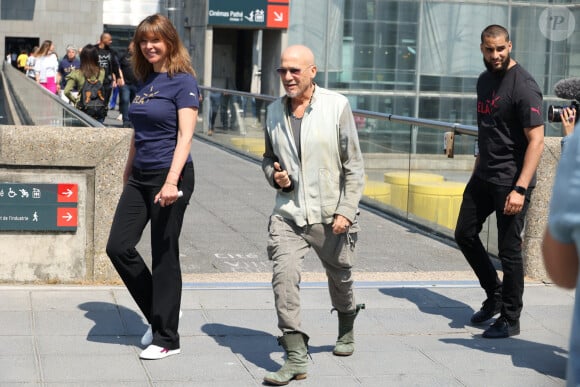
left=155, top=182, right=180, bottom=207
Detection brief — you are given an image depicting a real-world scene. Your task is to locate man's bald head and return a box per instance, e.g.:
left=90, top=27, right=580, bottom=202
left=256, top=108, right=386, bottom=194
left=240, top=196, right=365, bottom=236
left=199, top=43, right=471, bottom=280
left=281, top=45, right=315, bottom=67
left=99, top=33, right=113, bottom=48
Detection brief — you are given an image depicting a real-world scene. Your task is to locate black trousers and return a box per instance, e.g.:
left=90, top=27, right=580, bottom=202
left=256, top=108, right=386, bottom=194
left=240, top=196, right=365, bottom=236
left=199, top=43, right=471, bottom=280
left=454, top=176, right=531, bottom=321
left=106, top=162, right=194, bottom=349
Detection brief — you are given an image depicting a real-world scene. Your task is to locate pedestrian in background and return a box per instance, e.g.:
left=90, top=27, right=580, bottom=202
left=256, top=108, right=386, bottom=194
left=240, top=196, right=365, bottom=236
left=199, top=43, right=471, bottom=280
left=118, top=41, right=138, bottom=128
left=34, top=40, right=59, bottom=94
left=261, top=45, right=365, bottom=385
left=454, top=24, right=544, bottom=338
left=58, top=45, right=80, bottom=103
left=95, top=32, right=121, bottom=109
left=25, top=46, right=38, bottom=80
left=16, top=49, right=28, bottom=73
left=64, top=44, right=106, bottom=122
left=106, top=13, right=198, bottom=361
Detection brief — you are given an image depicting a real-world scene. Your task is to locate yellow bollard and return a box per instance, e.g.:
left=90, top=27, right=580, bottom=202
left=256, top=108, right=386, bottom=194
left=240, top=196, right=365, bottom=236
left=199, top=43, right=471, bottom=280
left=408, top=181, right=466, bottom=229
left=383, top=172, right=444, bottom=211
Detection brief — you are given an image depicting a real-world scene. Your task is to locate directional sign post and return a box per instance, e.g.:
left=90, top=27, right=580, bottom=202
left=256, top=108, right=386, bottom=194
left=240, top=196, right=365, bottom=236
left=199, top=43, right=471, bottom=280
left=0, top=183, right=78, bottom=231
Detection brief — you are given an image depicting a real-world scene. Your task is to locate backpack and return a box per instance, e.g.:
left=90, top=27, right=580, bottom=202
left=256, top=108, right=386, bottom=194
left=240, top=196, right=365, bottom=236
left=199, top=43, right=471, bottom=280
left=77, top=77, right=106, bottom=120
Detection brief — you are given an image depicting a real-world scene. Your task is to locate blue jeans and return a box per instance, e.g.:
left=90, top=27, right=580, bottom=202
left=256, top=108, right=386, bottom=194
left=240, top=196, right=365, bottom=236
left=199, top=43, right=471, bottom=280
left=120, top=83, right=138, bottom=125
left=454, top=176, right=532, bottom=321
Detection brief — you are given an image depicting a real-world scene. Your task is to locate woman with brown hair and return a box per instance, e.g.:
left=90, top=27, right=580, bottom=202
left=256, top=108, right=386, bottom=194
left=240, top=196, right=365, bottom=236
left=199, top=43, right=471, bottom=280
left=64, top=44, right=106, bottom=122
left=34, top=40, right=59, bottom=94
left=106, top=13, right=199, bottom=360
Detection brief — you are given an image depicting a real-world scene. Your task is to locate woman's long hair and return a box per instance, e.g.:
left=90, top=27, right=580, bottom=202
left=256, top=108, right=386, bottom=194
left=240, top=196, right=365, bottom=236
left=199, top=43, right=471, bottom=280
left=79, top=44, right=101, bottom=79
left=132, top=13, right=196, bottom=81
left=37, top=40, right=53, bottom=57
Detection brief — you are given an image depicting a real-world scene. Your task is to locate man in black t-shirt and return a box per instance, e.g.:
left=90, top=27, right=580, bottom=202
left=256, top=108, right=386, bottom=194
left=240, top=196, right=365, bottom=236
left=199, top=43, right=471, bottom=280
left=95, top=32, right=121, bottom=109
left=454, top=25, right=544, bottom=339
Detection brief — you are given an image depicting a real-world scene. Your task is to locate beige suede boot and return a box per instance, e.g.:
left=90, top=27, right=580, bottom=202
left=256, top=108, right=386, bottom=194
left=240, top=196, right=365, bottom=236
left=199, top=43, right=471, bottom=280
left=263, top=331, right=309, bottom=386
left=333, top=303, right=365, bottom=356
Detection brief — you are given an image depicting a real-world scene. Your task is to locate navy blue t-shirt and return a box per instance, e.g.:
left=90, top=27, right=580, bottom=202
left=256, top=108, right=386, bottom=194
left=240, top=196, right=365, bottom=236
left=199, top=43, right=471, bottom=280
left=475, top=63, right=544, bottom=187
left=129, top=72, right=199, bottom=170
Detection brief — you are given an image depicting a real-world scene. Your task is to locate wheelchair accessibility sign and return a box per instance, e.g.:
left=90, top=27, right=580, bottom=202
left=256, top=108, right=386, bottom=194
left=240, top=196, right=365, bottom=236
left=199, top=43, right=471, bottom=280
left=0, top=183, right=78, bottom=231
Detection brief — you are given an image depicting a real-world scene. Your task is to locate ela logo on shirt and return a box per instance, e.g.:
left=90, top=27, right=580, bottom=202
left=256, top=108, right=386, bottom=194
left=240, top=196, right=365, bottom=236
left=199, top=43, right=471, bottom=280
left=133, top=86, right=159, bottom=105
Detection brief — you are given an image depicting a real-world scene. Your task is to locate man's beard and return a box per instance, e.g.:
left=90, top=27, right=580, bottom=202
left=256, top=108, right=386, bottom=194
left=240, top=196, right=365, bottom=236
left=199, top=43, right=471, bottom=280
left=483, top=54, right=510, bottom=74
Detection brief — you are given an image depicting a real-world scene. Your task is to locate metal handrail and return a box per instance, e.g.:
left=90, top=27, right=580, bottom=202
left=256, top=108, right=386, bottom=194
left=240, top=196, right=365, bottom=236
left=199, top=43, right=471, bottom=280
left=198, top=85, right=478, bottom=137
left=2, top=63, right=104, bottom=127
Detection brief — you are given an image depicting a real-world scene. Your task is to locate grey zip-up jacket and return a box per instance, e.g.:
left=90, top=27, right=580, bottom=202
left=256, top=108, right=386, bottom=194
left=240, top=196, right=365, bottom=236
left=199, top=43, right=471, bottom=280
left=262, top=85, right=365, bottom=227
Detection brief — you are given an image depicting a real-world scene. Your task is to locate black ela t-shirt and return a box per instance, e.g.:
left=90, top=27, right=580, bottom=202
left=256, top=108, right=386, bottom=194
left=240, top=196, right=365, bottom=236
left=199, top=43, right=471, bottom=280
left=474, top=63, right=544, bottom=187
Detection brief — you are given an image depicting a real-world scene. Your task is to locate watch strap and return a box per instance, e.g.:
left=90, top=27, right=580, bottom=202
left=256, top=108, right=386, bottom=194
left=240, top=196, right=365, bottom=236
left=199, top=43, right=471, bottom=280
left=513, top=185, right=527, bottom=195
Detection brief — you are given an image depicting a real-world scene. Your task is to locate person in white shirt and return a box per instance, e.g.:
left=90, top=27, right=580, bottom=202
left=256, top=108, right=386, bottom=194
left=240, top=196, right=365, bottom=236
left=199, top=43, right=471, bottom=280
left=34, top=40, right=59, bottom=94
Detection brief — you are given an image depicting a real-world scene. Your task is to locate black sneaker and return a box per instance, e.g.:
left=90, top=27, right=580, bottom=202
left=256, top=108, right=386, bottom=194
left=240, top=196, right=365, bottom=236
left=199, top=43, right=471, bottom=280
left=471, top=299, right=502, bottom=324
left=482, top=316, right=520, bottom=338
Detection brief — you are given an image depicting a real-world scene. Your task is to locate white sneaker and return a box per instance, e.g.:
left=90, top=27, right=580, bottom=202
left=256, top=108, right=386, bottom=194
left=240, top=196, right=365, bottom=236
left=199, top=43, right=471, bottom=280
left=139, top=344, right=181, bottom=360
left=140, top=310, right=183, bottom=346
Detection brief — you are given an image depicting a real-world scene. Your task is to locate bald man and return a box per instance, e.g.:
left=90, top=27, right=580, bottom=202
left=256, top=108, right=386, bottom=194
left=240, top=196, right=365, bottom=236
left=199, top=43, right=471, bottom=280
left=95, top=32, right=121, bottom=108
left=261, top=45, right=365, bottom=385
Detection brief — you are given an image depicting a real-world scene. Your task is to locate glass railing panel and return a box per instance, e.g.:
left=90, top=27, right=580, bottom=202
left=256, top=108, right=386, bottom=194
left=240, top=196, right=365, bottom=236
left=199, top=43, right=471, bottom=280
left=199, top=88, right=271, bottom=158
left=2, top=64, right=103, bottom=127
left=402, top=125, right=470, bottom=238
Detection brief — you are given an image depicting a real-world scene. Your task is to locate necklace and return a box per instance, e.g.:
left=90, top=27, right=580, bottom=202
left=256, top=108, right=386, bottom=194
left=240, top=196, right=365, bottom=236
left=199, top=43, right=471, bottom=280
left=288, top=84, right=315, bottom=120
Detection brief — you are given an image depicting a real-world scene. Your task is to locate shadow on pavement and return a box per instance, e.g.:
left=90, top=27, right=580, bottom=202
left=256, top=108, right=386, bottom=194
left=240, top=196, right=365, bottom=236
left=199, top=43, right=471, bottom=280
left=441, top=337, right=567, bottom=379
left=79, top=301, right=147, bottom=346
left=378, top=288, right=567, bottom=379
left=379, top=287, right=474, bottom=328
left=201, top=323, right=333, bottom=371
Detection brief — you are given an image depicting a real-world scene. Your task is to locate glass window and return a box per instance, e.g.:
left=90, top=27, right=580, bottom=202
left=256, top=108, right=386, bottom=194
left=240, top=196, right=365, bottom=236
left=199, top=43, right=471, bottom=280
left=1, top=0, right=35, bottom=20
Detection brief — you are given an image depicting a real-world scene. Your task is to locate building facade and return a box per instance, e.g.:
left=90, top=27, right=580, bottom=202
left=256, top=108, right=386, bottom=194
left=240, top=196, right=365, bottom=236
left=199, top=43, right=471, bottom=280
left=286, top=1, right=579, bottom=138
left=2, top=0, right=579, bottom=140
left=181, top=0, right=579, bottom=140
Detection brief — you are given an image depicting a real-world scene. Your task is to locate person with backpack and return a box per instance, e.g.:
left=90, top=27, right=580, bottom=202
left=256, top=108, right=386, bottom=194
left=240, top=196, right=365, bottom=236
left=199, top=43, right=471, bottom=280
left=64, top=44, right=107, bottom=122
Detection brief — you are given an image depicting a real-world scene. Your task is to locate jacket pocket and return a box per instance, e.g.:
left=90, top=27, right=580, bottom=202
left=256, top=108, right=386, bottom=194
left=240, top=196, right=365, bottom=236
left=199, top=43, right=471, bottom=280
left=318, top=168, right=340, bottom=217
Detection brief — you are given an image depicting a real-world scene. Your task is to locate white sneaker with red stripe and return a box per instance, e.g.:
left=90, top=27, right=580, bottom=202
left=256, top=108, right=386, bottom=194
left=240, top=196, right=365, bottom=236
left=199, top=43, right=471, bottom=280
left=139, top=345, right=181, bottom=360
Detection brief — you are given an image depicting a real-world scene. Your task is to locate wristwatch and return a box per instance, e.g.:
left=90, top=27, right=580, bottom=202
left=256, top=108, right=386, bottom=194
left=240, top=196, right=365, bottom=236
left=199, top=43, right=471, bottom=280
left=513, top=185, right=527, bottom=195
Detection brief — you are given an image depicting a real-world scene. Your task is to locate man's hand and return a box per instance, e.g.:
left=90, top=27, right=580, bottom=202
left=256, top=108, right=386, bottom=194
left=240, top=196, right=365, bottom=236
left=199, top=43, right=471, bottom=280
left=273, top=162, right=291, bottom=188
left=504, top=190, right=525, bottom=215
left=332, top=214, right=352, bottom=234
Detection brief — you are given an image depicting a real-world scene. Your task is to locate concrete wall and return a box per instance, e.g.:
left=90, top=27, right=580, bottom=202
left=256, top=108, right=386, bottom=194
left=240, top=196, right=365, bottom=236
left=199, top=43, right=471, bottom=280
left=1, top=0, right=104, bottom=58
left=523, top=137, right=560, bottom=283
left=0, top=125, right=132, bottom=283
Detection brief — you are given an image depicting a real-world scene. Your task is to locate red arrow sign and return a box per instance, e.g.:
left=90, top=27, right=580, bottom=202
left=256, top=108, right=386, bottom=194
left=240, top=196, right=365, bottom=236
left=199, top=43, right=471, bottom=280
left=267, top=5, right=289, bottom=28
left=57, top=184, right=78, bottom=203
left=57, top=207, right=78, bottom=227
